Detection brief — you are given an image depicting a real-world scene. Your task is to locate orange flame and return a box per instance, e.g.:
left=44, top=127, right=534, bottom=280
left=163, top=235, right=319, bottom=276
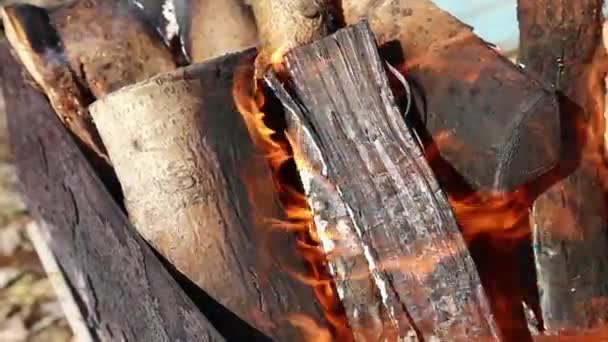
left=232, top=57, right=351, bottom=341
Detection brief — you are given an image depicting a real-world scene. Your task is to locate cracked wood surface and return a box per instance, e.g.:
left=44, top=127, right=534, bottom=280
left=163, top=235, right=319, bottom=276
left=1, top=44, right=224, bottom=342
left=341, top=0, right=560, bottom=192
left=89, top=50, right=327, bottom=341
left=267, top=21, right=501, bottom=341
left=518, top=0, right=608, bottom=333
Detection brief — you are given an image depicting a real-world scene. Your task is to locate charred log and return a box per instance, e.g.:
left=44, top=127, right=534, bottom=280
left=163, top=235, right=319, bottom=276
left=341, top=0, right=561, bottom=192
left=88, top=50, right=328, bottom=341
left=1, top=43, right=224, bottom=342
left=518, top=0, right=608, bottom=333
left=267, top=21, right=501, bottom=341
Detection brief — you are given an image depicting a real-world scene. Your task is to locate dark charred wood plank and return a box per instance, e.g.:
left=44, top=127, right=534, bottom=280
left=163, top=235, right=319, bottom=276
left=341, top=0, right=561, bottom=192
left=267, top=21, right=502, bottom=341
left=0, top=43, right=224, bottom=342
left=88, top=49, right=328, bottom=341
left=518, top=0, right=608, bottom=333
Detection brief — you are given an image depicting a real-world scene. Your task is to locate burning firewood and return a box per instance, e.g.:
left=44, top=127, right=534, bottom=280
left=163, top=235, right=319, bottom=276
left=265, top=22, right=502, bottom=341
left=340, top=0, right=561, bottom=192
left=0, top=43, right=224, bottom=342
left=518, top=0, right=608, bottom=334
left=88, top=51, right=328, bottom=341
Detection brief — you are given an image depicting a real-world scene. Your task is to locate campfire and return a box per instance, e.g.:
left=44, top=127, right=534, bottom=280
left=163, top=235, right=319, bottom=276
left=1, top=0, right=608, bottom=341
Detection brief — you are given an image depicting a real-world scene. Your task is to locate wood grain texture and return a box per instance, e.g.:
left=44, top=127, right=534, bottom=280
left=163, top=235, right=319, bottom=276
left=89, top=50, right=327, bottom=341
left=1, top=44, right=224, bottom=342
left=518, top=0, right=608, bottom=333
left=341, top=0, right=561, bottom=192
left=269, top=73, right=416, bottom=342
left=268, top=21, right=501, bottom=341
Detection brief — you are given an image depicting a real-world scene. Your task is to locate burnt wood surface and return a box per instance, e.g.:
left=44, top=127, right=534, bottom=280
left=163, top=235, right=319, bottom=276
left=518, top=0, right=608, bottom=333
left=341, top=0, right=561, bottom=192
left=89, top=50, right=328, bottom=341
left=267, top=21, right=502, bottom=341
left=1, top=44, right=224, bottom=342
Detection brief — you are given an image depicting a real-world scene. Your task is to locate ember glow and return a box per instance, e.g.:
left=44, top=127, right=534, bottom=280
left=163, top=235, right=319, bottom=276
left=232, top=59, right=352, bottom=341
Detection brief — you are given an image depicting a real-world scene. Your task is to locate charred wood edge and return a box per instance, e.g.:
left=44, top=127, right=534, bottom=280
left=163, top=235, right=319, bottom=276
left=0, top=4, right=108, bottom=164
left=341, top=0, right=561, bottom=192
left=2, top=46, right=225, bottom=342
left=88, top=49, right=327, bottom=341
left=518, top=0, right=608, bottom=333
left=25, top=221, right=94, bottom=342
left=267, top=72, right=417, bottom=341
left=267, top=21, right=502, bottom=341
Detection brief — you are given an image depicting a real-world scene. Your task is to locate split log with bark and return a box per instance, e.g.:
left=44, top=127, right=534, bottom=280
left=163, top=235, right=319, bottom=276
left=1, top=43, right=224, bottom=342
left=88, top=50, right=327, bottom=341
left=339, top=0, right=561, bottom=192
left=266, top=21, right=502, bottom=341
left=518, top=0, right=608, bottom=334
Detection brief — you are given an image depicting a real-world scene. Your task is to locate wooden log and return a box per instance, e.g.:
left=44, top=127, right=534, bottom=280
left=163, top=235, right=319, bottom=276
left=1, top=5, right=108, bottom=166
left=245, top=0, right=330, bottom=76
left=187, top=0, right=258, bottom=62
left=340, top=0, right=561, bottom=192
left=49, top=0, right=176, bottom=98
left=267, top=21, right=502, bottom=341
left=88, top=50, right=327, bottom=341
left=1, top=45, right=224, bottom=342
left=518, top=0, right=608, bottom=333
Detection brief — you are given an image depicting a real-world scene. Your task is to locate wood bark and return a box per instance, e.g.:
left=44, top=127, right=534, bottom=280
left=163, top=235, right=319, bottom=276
left=49, top=0, right=176, bottom=98
left=1, top=5, right=108, bottom=166
left=1, top=45, right=224, bottom=342
left=187, top=0, right=258, bottom=62
left=518, top=0, right=608, bottom=333
left=340, top=0, right=561, bottom=192
left=245, top=0, right=330, bottom=74
left=267, top=21, right=501, bottom=341
left=89, top=50, right=327, bottom=341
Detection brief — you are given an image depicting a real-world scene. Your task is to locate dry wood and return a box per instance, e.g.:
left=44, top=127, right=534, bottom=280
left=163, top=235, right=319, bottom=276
left=267, top=21, right=501, bottom=341
left=50, top=0, right=176, bottom=98
left=1, top=4, right=108, bottom=166
left=89, top=50, right=327, bottom=341
left=340, top=0, right=561, bottom=192
left=1, top=46, right=224, bottom=341
left=245, top=0, right=329, bottom=75
left=187, top=0, right=258, bottom=62
left=518, top=0, right=608, bottom=333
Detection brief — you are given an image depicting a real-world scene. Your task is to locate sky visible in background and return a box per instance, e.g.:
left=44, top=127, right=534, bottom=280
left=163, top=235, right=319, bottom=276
left=432, top=0, right=519, bottom=52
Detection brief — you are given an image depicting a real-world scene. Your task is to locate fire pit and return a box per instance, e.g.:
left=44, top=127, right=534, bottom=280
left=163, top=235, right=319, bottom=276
left=1, top=0, right=607, bottom=341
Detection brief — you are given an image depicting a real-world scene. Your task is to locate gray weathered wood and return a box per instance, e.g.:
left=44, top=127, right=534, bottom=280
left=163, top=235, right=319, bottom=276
left=89, top=49, right=328, bottom=341
left=518, top=0, right=608, bottom=333
left=267, top=21, right=502, bottom=341
left=1, top=43, right=224, bottom=342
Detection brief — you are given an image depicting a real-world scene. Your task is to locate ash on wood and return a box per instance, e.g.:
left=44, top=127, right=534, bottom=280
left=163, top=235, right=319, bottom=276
left=267, top=21, right=501, bottom=341
left=1, top=44, right=224, bottom=342
left=89, top=50, right=327, bottom=341
left=341, top=0, right=561, bottom=192
left=518, top=0, right=608, bottom=333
